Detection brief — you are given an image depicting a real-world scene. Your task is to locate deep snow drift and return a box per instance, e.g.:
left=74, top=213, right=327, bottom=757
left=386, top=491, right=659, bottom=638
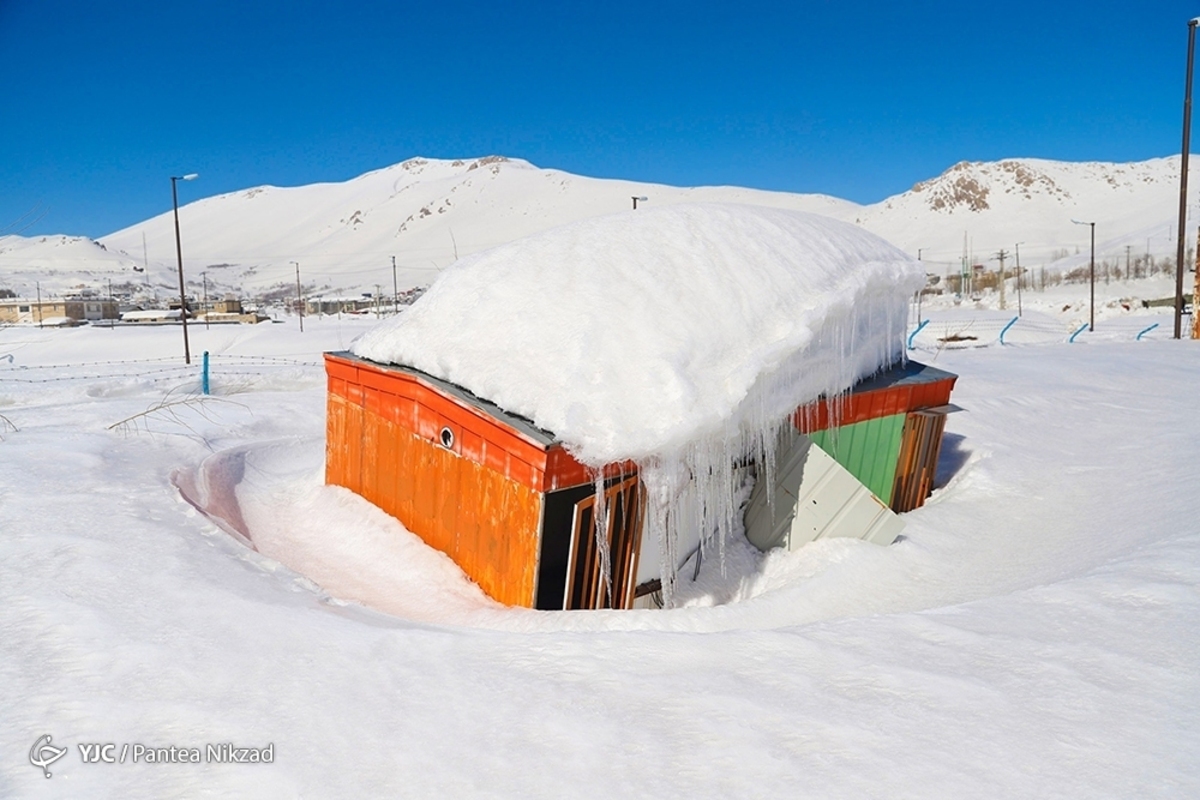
left=1, top=315, right=1197, bottom=797
left=352, top=203, right=923, bottom=463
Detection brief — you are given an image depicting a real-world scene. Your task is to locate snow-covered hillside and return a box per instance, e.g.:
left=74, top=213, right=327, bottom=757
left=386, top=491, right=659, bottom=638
left=98, top=157, right=856, bottom=301
left=859, top=156, right=1197, bottom=273
left=2, top=154, right=1197, bottom=303
left=0, top=234, right=145, bottom=297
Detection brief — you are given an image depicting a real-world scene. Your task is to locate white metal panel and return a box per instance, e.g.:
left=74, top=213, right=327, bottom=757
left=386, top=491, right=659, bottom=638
left=744, top=431, right=904, bottom=552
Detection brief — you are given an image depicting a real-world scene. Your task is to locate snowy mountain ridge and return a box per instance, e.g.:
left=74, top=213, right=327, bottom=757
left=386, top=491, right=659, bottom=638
left=0, top=154, right=1194, bottom=301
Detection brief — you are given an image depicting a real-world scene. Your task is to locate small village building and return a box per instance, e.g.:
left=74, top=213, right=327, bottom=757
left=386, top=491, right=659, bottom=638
left=198, top=298, right=269, bottom=324
left=121, top=308, right=185, bottom=323
left=0, top=297, right=119, bottom=324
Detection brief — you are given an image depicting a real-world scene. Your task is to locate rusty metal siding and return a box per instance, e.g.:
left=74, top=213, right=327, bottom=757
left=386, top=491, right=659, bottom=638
left=325, top=353, right=546, bottom=607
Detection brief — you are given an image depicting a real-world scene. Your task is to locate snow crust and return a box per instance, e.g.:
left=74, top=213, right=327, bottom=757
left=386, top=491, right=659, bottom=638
left=352, top=203, right=922, bottom=464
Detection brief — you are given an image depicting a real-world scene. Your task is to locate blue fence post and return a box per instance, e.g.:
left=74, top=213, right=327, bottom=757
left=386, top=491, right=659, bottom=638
left=999, top=316, right=1019, bottom=346
left=201, top=351, right=210, bottom=395
left=907, top=319, right=930, bottom=350
left=1136, top=323, right=1159, bottom=341
left=1068, top=324, right=1088, bottom=343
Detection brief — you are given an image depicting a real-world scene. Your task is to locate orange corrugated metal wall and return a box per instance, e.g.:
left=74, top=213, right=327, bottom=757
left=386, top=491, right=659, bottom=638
left=326, top=361, right=544, bottom=607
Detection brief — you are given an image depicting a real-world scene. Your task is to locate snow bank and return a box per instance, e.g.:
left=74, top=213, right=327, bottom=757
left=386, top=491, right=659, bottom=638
left=352, top=203, right=923, bottom=464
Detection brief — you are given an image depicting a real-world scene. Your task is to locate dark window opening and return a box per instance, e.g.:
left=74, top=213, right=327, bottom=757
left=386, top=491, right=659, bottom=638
left=563, top=475, right=644, bottom=610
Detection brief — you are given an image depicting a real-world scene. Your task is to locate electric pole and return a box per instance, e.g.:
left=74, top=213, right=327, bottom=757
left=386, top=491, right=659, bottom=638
left=994, top=249, right=1009, bottom=310
left=375, top=284, right=382, bottom=318
left=1194, top=228, right=1200, bottom=338
left=1176, top=17, right=1199, bottom=338
left=292, top=261, right=303, bottom=332
left=36, top=281, right=42, bottom=329
left=391, top=255, right=398, bottom=315
left=1014, top=243, right=1024, bottom=316
left=202, top=271, right=209, bottom=330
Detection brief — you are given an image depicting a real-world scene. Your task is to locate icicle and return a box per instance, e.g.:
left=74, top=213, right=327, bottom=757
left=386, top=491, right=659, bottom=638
left=630, top=282, right=914, bottom=610
left=591, top=472, right=612, bottom=606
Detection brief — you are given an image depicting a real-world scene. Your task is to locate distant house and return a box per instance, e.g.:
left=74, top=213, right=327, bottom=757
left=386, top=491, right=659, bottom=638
left=199, top=298, right=269, bottom=325
left=121, top=308, right=184, bottom=323
left=306, top=296, right=375, bottom=316
left=0, top=297, right=118, bottom=324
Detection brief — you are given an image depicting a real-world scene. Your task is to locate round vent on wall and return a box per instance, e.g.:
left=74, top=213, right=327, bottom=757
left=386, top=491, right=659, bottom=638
left=439, top=426, right=455, bottom=449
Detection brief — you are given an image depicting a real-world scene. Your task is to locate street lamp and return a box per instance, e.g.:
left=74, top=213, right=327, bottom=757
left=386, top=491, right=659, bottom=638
left=1177, top=18, right=1200, bottom=338
left=170, top=173, right=199, bottom=364
left=1072, top=219, right=1096, bottom=331
left=631, top=196, right=648, bottom=210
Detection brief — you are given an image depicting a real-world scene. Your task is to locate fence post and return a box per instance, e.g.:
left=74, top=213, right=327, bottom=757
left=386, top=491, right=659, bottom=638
left=201, top=351, right=210, bottom=395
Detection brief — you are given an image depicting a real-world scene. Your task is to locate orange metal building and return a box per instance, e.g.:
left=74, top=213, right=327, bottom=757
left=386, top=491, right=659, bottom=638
left=325, top=351, right=643, bottom=610
left=325, top=352, right=956, bottom=610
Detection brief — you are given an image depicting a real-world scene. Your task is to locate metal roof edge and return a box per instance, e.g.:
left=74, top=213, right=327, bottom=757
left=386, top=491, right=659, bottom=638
left=325, top=351, right=559, bottom=447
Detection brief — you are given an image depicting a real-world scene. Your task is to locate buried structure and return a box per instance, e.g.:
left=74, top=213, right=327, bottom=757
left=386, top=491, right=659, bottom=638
left=326, top=204, right=956, bottom=610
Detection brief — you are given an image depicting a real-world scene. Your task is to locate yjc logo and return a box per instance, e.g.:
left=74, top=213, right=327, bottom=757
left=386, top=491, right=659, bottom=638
left=29, top=734, right=67, bottom=779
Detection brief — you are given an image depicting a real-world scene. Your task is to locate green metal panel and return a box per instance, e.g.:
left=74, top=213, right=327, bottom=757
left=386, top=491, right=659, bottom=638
left=809, top=413, right=906, bottom=502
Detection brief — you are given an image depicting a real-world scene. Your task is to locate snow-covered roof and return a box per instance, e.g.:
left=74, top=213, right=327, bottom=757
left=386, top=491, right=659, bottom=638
left=351, top=203, right=923, bottom=464
left=122, top=308, right=181, bottom=320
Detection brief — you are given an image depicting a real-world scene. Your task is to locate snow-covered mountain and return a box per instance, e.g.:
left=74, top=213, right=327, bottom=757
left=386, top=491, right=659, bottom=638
left=856, top=157, right=1191, bottom=272
left=1, top=154, right=1196, bottom=301
left=98, top=157, right=855, bottom=302
left=0, top=234, right=145, bottom=296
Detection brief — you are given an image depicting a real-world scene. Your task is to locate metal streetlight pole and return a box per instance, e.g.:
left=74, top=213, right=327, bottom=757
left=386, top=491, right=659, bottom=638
left=631, top=196, right=648, bottom=210
left=1177, top=18, right=1200, bottom=338
left=170, top=173, right=199, bottom=364
left=1073, top=220, right=1096, bottom=331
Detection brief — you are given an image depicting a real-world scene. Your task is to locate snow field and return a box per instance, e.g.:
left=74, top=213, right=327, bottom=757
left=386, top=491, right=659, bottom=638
left=1, top=315, right=1198, bottom=797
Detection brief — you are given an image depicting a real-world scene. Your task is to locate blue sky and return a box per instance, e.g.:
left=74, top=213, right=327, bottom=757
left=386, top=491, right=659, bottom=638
left=1, top=0, right=1196, bottom=238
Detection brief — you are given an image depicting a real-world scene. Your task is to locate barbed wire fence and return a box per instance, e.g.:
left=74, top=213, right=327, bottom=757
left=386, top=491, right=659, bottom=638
left=0, top=352, right=323, bottom=389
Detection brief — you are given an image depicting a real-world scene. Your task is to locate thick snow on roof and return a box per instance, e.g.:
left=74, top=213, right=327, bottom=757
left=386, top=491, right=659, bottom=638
left=351, top=203, right=923, bottom=464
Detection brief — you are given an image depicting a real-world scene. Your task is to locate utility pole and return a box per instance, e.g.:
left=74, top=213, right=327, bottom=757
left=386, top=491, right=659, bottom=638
left=1072, top=220, right=1097, bottom=331
left=1090, top=224, right=1096, bottom=331
left=292, top=261, right=303, bottom=332
left=170, top=173, right=198, bottom=364
left=202, top=271, right=209, bottom=330
left=107, top=277, right=113, bottom=329
left=391, top=255, right=398, bottom=315
left=1125, top=245, right=1132, bottom=281
left=1176, top=18, right=1200, bottom=338
left=36, top=281, right=42, bottom=329
left=1014, top=243, right=1024, bottom=316
left=375, top=284, right=382, bottom=318
left=994, top=249, right=1009, bottom=310
left=1194, top=227, right=1200, bottom=337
